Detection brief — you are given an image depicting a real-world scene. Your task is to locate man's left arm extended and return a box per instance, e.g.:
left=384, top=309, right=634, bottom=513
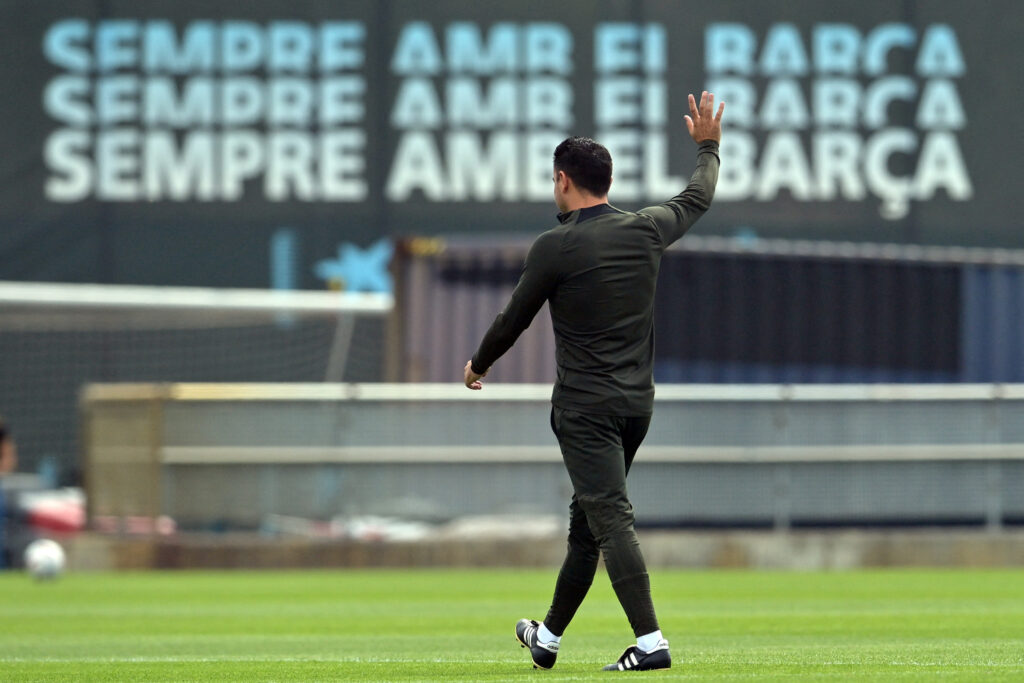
left=465, top=232, right=559, bottom=389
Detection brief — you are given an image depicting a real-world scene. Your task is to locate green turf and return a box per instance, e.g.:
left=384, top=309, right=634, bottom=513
left=2, top=567, right=1023, bottom=681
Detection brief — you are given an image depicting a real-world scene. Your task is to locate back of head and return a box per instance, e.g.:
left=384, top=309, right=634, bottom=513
left=553, top=137, right=612, bottom=197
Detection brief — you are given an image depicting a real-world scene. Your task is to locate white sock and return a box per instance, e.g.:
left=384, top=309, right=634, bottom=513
left=538, top=623, right=560, bottom=645
left=636, top=630, right=665, bottom=653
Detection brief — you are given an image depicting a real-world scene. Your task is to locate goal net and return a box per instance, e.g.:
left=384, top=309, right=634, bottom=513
left=0, top=281, right=392, bottom=482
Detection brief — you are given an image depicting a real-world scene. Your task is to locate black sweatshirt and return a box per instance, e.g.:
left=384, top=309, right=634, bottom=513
left=471, top=140, right=720, bottom=416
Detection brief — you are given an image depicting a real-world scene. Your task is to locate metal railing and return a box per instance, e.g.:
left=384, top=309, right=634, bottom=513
left=82, top=383, right=1024, bottom=530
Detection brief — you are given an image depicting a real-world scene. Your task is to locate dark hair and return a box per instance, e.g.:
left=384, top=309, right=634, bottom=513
left=553, top=136, right=612, bottom=197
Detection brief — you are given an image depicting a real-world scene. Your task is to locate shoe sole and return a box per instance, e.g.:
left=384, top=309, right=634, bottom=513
left=603, top=647, right=672, bottom=672
left=603, top=666, right=672, bottom=672
left=514, top=625, right=553, bottom=670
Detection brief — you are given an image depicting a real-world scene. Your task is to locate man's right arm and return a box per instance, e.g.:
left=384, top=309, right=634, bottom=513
left=640, top=141, right=720, bottom=248
left=639, top=91, right=724, bottom=249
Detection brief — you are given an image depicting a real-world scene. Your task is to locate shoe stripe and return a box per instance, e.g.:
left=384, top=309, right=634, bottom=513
left=629, top=652, right=638, bottom=667
left=618, top=662, right=625, bottom=671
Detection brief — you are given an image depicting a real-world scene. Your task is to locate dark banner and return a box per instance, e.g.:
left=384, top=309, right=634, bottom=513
left=0, top=0, right=1020, bottom=287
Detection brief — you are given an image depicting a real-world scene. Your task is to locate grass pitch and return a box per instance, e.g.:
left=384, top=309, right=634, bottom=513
left=2, top=567, right=1023, bottom=681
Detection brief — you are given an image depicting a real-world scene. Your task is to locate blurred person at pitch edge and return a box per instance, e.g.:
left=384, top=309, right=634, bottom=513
left=464, top=91, right=724, bottom=672
left=0, top=416, right=17, bottom=568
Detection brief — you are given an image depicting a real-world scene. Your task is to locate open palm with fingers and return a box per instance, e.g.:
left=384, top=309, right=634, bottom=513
left=684, top=91, right=724, bottom=144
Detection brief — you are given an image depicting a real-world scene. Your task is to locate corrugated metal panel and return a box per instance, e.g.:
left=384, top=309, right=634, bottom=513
left=653, top=254, right=961, bottom=383
left=394, top=242, right=556, bottom=383
left=961, top=265, right=1024, bottom=382
left=391, top=238, right=1024, bottom=384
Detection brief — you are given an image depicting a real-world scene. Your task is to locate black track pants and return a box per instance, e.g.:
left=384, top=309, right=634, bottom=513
left=543, top=406, right=659, bottom=637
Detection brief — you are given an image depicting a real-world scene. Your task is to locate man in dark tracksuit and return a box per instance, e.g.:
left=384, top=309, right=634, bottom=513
left=464, top=91, right=723, bottom=672
left=0, top=417, right=17, bottom=569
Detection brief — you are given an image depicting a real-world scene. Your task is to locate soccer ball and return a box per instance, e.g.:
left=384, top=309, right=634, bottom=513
left=24, top=538, right=66, bottom=580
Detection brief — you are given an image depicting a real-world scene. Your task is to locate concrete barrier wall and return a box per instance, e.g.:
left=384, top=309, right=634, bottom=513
left=82, top=383, right=1024, bottom=531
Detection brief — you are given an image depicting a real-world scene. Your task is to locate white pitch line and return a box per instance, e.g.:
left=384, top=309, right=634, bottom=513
left=0, top=656, right=523, bottom=664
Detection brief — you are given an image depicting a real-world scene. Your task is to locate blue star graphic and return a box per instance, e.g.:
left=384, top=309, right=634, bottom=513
left=314, top=239, right=394, bottom=293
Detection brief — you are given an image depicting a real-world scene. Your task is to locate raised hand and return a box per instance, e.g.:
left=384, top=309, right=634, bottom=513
left=684, top=91, right=725, bottom=144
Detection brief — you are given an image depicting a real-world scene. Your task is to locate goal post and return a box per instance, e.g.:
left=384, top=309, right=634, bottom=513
left=0, top=280, right=392, bottom=323
left=0, top=280, right=393, bottom=481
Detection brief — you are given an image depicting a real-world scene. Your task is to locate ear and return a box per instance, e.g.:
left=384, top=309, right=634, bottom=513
left=556, top=170, right=570, bottom=192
